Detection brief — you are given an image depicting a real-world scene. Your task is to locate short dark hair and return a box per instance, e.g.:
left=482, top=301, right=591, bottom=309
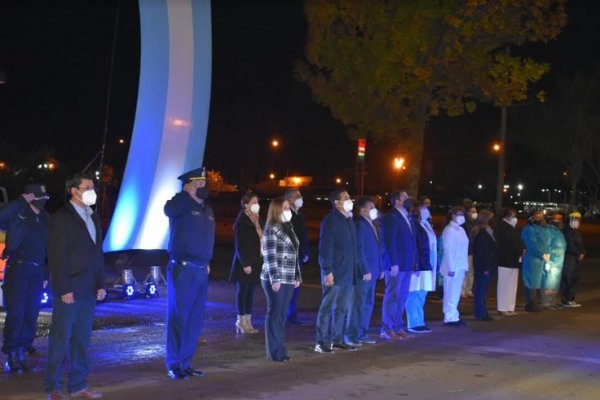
left=330, top=188, right=348, bottom=207
left=284, top=188, right=300, bottom=201
left=389, top=190, right=408, bottom=206
left=446, top=205, right=465, bottom=224
left=355, top=196, right=374, bottom=211
left=65, top=172, right=94, bottom=194
left=240, top=191, right=258, bottom=208
left=498, top=207, right=516, bottom=220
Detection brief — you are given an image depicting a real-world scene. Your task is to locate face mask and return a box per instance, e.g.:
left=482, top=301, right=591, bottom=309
left=81, top=190, right=97, bottom=206
left=420, top=208, right=431, bottom=221
left=506, top=217, right=518, bottom=227
left=455, top=215, right=466, bottom=225
left=31, top=197, right=48, bottom=210
left=294, top=197, right=303, bottom=210
left=281, top=210, right=293, bottom=223
left=369, top=208, right=378, bottom=221
left=471, top=212, right=478, bottom=220
left=342, top=199, right=353, bottom=213
left=250, top=203, right=260, bottom=215
left=195, top=186, right=209, bottom=200
left=570, top=220, right=580, bottom=229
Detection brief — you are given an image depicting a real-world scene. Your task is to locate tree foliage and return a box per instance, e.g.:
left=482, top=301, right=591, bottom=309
left=297, top=0, right=567, bottom=193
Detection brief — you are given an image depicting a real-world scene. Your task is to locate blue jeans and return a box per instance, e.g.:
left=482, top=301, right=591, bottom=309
left=286, top=286, right=301, bottom=322
left=316, top=285, right=353, bottom=345
left=381, top=271, right=411, bottom=332
left=166, top=261, right=208, bottom=370
left=406, top=290, right=428, bottom=329
left=262, top=280, right=294, bottom=361
left=474, top=273, right=491, bottom=319
left=346, top=278, right=377, bottom=341
left=44, top=297, right=96, bottom=394
left=2, top=261, right=43, bottom=353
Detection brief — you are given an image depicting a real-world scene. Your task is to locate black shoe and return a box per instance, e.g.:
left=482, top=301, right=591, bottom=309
left=184, top=367, right=204, bottom=377
left=525, top=303, right=541, bottom=312
left=17, top=347, right=31, bottom=371
left=314, top=343, right=334, bottom=353
left=167, top=368, right=189, bottom=380
left=331, top=342, right=358, bottom=351
left=5, top=350, right=23, bottom=374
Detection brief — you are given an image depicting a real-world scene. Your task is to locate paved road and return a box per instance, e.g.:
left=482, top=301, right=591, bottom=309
left=2, top=262, right=600, bottom=400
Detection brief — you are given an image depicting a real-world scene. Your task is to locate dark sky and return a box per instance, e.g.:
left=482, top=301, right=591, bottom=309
left=1, top=0, right=599, bottom=201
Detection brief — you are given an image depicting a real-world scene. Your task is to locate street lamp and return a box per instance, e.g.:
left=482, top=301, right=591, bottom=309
left=269, top=173, right=275, bottom=180
left=492, top=142, right=501, bottom=152
left=393, top=157, right=405, bottom=190
left=335, top=177, right=342, bottom=184
left=271, top=139, right=279, bottom=149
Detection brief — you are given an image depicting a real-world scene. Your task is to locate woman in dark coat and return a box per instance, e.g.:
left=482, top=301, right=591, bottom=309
left=471, top=209, right=497, bottom=321
left=496, top=208, right=525, bottom=316
left=230, top=192, right=262, bottom=334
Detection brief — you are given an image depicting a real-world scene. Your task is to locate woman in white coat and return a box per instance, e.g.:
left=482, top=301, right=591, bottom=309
left=440, top=206, right=469, bottom=326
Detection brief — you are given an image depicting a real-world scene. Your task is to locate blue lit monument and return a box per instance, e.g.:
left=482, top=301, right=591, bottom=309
left=104, top=0, right=212, bottom=251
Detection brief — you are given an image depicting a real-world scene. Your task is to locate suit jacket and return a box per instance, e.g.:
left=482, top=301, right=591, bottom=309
left=47, top=202, right=104, bottom=301
left=355, top=216, right=384, bottom=277
left=319, top=209, right=364, bottom=285
left=230, top=210, right=262, bottom=284
left=382, top=208, right=417, bottom=272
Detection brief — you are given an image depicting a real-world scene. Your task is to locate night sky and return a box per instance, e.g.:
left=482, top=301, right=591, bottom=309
left=1, top=0, right=599, bottom=203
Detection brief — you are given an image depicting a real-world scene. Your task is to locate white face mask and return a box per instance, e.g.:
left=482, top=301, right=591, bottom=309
left=81, top=190, right=97, bottom=206
left=369, top=208, right=378, bottom=221
left=342, top=199, right=354, bottom=213
left=294, top=197, right=303, bottom=210
left=455, top=215, right=466, bottom=225
left=420, top=208, right=431, bottom=221
left=570, top=220, right=580, bottom=229
left=249, top=203, right=260, bottom=215
left=281, top=210, right=293, bottom=223
left=471, top=212, right=478, bottom=220
left=506, top=217, right=518, bottom=227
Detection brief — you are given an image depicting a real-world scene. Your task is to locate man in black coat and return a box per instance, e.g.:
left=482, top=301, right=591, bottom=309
left=561, top=212, right=585, bottom=308
left=44, top=173, right=105, bottom=400
left=0, top=183, right=49, bottom=373
left=284, top=188, right=310, bottom=325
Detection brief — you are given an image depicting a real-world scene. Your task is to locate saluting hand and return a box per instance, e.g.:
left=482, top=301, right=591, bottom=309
left=22, top=193, right=36, bottom=203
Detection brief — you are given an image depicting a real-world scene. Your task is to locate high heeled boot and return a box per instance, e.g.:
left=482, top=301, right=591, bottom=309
left=236, top=315, right=249, bottom=334
left=245, top=315, right=258, bottom=333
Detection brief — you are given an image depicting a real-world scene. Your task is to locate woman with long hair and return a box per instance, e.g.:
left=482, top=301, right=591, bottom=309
left=230, top=192, right=263, bottom=334
left=471, top=209, right=497, bottom=321
left=260, top=198, right=301, bottom=362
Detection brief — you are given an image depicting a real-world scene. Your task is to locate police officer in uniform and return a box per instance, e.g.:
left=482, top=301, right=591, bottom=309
left=163, top=167, right=215, bottom=380
left=0, top=183, right=49, bottom=373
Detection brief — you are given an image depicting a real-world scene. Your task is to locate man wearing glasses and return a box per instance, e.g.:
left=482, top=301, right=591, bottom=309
left=44, top=173, right=105, bottom=400
left=0, top=183, right=50, bottom=373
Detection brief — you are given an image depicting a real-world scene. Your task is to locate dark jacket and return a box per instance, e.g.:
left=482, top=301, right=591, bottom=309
left=415, top=221, right=432, bottom=271
left=563, top=226, right=585, bottom=257
left=472, top=228, right=497, bottom=276
left=355, top=216, right=384, bottom=277
left=47, top=202, right=104, bottom=300
left=382, top=208, right=417, bottom=272
left=291, top=208, right=310, bottom=265
left=164, top=192, right=215, bottom=266
left=496, top=220, right=525, bottom=269
left=230, top=210, right=262, bottom=284
left=318, top=209, right=363, bottom=285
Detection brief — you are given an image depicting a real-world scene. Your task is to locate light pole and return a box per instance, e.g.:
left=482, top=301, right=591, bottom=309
left=494, top=106, right=507, bottom=213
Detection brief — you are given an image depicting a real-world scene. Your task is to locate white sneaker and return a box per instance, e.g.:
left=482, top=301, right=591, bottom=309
left=569, top=301, right=582, bottom=308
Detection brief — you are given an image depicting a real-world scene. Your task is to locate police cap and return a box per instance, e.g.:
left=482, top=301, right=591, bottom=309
left=177, top=167, right=206, bottom=183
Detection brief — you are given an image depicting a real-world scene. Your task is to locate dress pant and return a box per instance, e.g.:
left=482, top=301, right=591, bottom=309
left=346, top=278, right=377, bottom=341
left=286, top=286, right=301, bottom=322
left=236, top=282, right=256, bottom=315
left=166, top=261, right=208, bottom=371
left=2, top=261, right=43, bottom=353
left=473, top=273, right=491, bottom=319
left=316, top=284, right=353, bottom=345
left=497, top=267, right=519, bottom=312
left=443, top=271, right=466, bottom=323
left=406, top=290, right=428, bottom=329
left=44, top=297, right=96, bottom=394
left=560, top=255, right=579, bottom=304
left=262, top=280, right=294, bottom=361
left=461, top=255, right=474, bottom=295
left=381, top=271, right=411, bottom=332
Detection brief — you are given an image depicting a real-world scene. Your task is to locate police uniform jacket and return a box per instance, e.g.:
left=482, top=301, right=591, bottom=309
left=260, top=222, right=301, bottom=285
left=230, top=210, right=262, bottom=284
left=164, top=191, right=215, bottom=266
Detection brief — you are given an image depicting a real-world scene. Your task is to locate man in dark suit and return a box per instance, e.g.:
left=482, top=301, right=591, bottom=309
left=345, top=197, right=383, bottom=346
left=44, top=173, right=105, bottom=400
left=314, top=188, right=365, bottom=353
left=381, top=191, right=417, bottom=339
left=283, top=188, right=310, bottom=325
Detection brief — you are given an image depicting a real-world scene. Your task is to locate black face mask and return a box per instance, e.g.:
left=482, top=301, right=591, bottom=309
left=195, top=187, right=209, bottom=200
left=31, top=199, right=47, bottom=210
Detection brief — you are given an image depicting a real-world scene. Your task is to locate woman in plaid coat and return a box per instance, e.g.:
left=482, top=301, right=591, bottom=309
left=260, top=198, right=302, bottom=362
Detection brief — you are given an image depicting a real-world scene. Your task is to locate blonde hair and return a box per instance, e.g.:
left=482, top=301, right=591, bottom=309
left=265, top=198, right=288, bottom=229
